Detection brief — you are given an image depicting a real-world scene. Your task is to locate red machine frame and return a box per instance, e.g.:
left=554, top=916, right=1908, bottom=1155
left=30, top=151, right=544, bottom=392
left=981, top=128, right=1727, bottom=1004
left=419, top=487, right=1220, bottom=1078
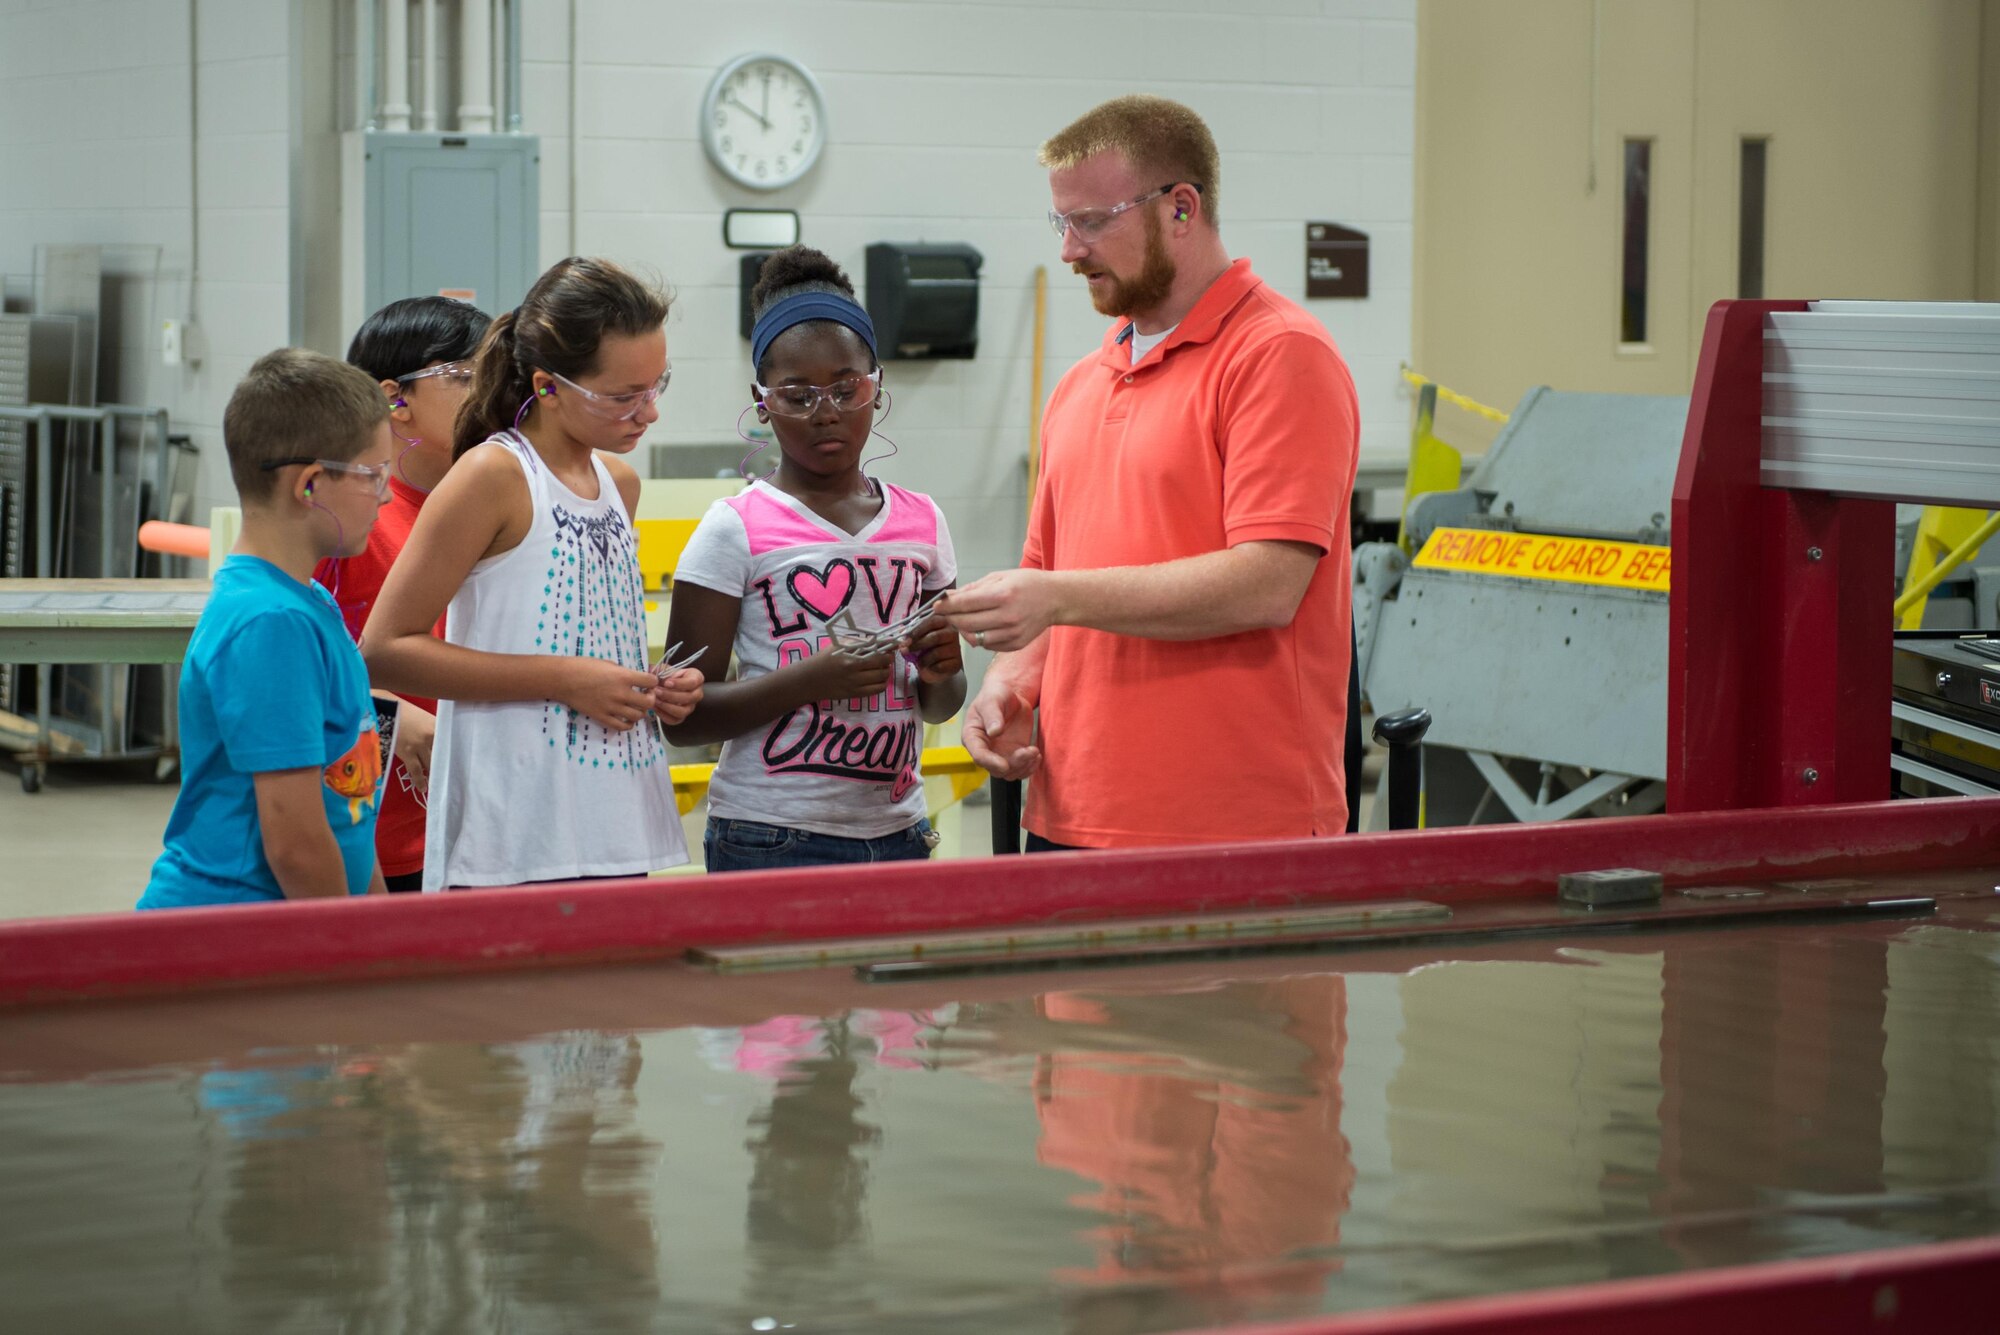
left=1669, top=299, right=1897, bottom=810
left=3, top=299, right=1995, bottom=1333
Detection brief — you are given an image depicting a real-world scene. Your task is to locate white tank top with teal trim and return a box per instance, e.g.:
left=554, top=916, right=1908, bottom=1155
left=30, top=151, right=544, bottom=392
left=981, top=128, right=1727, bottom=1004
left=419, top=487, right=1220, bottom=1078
left=423, top=430, right=687, bottom=889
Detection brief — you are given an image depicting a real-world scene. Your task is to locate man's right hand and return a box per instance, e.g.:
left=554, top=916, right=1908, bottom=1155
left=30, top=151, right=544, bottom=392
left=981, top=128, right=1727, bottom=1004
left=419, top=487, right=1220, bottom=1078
left=963, top=682, right=1041, bottom=780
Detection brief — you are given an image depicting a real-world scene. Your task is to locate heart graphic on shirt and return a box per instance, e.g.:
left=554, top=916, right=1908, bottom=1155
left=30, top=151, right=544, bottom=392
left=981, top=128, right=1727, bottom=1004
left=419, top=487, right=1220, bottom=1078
left=788, top=560, right=856, bottom=621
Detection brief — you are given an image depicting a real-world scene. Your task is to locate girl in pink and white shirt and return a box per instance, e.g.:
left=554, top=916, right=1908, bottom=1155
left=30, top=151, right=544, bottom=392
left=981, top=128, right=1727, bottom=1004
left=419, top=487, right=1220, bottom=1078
left=666, top=248, right=965, bottom=871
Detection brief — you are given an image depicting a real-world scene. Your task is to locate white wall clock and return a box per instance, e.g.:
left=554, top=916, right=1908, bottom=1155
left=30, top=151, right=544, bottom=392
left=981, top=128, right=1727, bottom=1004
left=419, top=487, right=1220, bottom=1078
left=700, top=53, right=826, bottom=191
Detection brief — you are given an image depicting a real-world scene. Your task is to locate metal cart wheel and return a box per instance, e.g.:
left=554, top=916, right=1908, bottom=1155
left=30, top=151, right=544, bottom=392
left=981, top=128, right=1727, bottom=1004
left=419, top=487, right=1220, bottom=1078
left=20, top=762, right=43, bottom=794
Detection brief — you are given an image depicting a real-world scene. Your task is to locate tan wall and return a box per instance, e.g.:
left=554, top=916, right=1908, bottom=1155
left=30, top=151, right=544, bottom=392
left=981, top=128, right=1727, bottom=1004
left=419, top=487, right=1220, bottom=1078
left=1980, top=6, right=2000, bottom=300
left=1415, top=0, right=1988, bottom=447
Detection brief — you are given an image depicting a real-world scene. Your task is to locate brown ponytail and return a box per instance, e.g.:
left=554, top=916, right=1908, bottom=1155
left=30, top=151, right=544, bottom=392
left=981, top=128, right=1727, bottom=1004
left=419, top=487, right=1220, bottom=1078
left=451, top=256, right=672, bottom=459
left=453, top=308, right=528, bottom=459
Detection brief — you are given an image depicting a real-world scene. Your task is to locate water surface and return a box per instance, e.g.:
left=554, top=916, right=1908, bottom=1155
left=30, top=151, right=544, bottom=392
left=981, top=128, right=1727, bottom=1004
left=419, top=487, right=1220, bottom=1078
left=4, top=878, right=1998, bottom=1332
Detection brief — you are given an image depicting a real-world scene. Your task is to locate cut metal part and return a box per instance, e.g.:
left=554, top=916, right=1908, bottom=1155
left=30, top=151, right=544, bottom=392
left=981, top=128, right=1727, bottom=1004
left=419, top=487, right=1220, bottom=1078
left=649, top=642, right=707, bottom=676
left=689, top=899, right=1452, bottom=973
left=856, top=894, right=1938, bottom=982
left=827, top=591, right=945, bottom=658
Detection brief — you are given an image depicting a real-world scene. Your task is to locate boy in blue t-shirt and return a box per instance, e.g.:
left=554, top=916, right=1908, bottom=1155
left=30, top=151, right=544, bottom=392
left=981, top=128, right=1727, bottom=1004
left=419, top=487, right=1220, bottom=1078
left=140, top=348, right=396, bottom=908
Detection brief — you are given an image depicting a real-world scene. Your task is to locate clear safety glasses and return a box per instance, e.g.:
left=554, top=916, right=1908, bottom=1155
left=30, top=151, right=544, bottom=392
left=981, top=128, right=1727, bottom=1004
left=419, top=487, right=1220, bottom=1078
left=396, top=361, right=475, bottom=387
left=754, top=368, right=882, bottom=418
left=543, top=366, right=672, bottom=422
left=260, top=456, right=393, bottom=499
left=1047, top=182, right=1201, bottom=241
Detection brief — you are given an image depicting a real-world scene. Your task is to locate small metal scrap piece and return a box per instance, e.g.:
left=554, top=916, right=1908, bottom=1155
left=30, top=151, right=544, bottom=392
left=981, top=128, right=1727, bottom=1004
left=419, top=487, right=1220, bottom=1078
left=1558, top=867, right=1664, bottom=907
left=828, top=593, right=946, bottom=658
left=1678, top=884, right=1766, bottom=901
left=646, top=644, right=706, bottom=743
left=649, top=642, right=707, bottom=677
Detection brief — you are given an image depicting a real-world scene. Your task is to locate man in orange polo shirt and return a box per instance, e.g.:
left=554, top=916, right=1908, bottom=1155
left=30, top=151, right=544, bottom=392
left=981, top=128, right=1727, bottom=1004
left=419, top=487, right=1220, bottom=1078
left=944, top=95, right=1359, bottom=849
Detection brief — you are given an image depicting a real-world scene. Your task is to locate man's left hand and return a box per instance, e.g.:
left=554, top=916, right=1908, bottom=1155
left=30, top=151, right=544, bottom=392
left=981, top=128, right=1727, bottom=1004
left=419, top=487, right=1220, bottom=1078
left=938, top=570, right=1061, bottom=653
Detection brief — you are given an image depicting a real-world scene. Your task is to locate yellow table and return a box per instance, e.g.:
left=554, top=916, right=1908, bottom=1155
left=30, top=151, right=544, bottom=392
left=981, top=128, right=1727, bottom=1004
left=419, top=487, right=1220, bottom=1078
left=666, top=744, right=987, bottom=816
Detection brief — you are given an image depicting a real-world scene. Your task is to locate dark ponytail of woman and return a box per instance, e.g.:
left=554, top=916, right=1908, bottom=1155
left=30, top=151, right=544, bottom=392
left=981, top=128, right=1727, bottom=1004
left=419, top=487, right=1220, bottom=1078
left=453, top=308, right=531, bottom=459
left=451, top=256, right=672, bottom=459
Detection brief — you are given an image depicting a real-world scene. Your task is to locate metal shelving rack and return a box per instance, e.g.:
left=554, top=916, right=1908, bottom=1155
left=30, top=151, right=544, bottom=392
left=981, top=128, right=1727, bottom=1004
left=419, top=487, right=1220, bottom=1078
left=0, top=402, right=184, bottom=791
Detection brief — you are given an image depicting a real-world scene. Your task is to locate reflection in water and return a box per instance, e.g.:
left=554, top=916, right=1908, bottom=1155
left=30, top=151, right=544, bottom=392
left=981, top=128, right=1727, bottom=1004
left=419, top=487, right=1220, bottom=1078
left=740, top=1015, right=880, bottom=1322
left=1386, top=947, right=1673, bottom=1300
left=1883, top=927, right=2000, bottom=1190
left=211, top=1061, right=394, bottom=1326
left=208, top=1032, right=660, bottom=1331
left=701, top=1007, right=956, bottom=1327
left=1025, top=979, right=1353, bottom=1330
left=746, top=1018, right=878, bottom=1253
left=1657, top=933, right=1889, bottom=1267
left=5, top=913, right=2000, bottom=1332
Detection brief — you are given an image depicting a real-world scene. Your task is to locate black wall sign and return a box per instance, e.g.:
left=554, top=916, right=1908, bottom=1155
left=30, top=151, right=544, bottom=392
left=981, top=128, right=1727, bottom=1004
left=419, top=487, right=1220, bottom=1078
left=1306, top=222, right=1369, bottom=299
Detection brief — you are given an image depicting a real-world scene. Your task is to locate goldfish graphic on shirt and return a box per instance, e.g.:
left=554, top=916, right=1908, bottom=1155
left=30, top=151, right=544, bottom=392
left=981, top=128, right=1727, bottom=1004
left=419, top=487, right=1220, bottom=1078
left=323, top=720, right=384, bottom=824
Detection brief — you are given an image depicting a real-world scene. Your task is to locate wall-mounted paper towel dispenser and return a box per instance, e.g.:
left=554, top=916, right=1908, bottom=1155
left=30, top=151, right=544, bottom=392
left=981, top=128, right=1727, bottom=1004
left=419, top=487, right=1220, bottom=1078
left=865, top=242, right=983, bottom=359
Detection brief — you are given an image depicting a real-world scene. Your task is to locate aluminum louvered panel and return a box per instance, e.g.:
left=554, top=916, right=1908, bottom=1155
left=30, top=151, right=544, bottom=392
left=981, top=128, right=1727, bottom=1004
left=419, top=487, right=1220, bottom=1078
left=1761, top=300, right=2000, bottom=506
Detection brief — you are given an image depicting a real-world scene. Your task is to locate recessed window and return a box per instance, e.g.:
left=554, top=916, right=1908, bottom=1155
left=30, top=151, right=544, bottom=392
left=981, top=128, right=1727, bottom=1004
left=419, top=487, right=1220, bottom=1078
left=1620, top=138, right=1652, bottom=345
left=1739, top=137, right=1768, bottom=299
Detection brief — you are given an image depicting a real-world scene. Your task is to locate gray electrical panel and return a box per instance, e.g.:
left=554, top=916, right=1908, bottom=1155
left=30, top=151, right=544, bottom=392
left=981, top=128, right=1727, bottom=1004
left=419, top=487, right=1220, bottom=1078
left=360, top=132, right=540, bottom=317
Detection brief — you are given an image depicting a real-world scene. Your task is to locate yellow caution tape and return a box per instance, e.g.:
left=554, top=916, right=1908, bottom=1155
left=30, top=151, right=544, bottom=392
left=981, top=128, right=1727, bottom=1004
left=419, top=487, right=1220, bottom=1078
left=1400, top=366, right=1511, bottom=424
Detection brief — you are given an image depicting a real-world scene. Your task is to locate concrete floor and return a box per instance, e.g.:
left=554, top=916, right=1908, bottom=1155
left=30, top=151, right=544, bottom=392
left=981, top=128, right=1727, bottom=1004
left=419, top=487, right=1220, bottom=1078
left=0, top=755, right=986, bottom=921
left=0, top=756, right=1378, bottom=923
left=0, top=758, right=179, bottom=918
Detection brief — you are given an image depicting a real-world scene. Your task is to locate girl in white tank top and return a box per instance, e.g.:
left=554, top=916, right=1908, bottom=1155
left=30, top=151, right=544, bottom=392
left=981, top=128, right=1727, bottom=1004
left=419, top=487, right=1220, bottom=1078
left=363, top=259, right=701, bottom=889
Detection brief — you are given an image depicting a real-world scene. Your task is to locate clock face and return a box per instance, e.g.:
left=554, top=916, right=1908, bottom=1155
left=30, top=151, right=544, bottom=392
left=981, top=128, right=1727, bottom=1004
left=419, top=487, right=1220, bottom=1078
left=701, top=55, right=826, bottom=191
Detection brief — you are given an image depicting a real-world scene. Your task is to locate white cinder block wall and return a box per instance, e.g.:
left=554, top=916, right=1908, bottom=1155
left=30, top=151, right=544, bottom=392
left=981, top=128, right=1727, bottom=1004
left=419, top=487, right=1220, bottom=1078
left=0, top=0, right=293, bottom=522
left=520, top=0, right=1415, bottom=590
left=2, top=0, right=1413, bottom=586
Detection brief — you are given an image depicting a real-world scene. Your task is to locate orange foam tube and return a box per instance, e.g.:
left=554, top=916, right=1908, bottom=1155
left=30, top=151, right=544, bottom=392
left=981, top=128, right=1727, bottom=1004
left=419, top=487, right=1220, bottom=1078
left=138, top=520, right=210, bottom=559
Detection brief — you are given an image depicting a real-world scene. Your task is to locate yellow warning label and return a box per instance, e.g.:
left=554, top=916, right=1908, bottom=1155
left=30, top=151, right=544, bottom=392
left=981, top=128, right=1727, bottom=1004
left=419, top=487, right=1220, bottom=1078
left=1413, top=527, right=1671, bottom=592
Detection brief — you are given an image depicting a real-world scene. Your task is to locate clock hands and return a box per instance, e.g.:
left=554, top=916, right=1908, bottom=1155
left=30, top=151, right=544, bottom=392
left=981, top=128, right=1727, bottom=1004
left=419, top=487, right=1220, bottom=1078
left=705, top=57, right=817, bottom=187
left=720, top=91, right=771, bottom=131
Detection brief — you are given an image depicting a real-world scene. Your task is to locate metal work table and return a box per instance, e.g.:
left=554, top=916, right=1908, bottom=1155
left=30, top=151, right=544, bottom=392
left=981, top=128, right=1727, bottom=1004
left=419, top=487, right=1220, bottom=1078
left=0, top=578, right=206, bottom=790
left=0, top=578, right=208, bottom=665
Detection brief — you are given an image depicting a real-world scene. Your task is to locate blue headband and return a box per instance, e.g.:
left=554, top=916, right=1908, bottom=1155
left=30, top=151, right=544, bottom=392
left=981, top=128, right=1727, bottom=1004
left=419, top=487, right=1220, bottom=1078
left=750, top=292, right=877, bottom=370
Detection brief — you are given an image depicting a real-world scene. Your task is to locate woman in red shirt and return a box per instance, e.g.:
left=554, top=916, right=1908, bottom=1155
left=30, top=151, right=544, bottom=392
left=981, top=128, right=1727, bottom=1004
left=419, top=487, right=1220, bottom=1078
left=315, top=296, right=491, bottom=891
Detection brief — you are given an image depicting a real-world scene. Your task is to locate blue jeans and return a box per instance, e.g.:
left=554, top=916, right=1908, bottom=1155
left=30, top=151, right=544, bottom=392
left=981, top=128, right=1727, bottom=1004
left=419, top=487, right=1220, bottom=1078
left=704, top=816, right=935, bottom=873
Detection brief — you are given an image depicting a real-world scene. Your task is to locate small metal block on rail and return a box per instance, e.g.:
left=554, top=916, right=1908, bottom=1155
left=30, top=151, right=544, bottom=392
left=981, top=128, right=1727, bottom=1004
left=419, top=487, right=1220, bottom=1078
left=1558, top=867, right=1665, bottom=907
